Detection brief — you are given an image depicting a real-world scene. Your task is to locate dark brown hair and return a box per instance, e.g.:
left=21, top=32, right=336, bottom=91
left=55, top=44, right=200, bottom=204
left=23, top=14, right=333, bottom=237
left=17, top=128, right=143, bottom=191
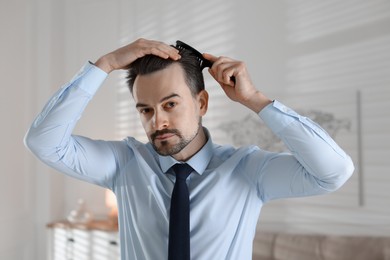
left=126, top=48, right=205, bottom=96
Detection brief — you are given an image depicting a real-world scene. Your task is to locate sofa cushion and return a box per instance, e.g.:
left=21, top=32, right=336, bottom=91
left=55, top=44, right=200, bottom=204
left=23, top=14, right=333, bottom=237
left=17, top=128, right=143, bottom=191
left=253, top=232, right=276, bottom=260
left=253, top=231, right=390, bottom=260
left=273, top=233, right=324, bottom=260
left=385, top=238, right=390, bottom=260
left=321, top=236, right=386, bottom=260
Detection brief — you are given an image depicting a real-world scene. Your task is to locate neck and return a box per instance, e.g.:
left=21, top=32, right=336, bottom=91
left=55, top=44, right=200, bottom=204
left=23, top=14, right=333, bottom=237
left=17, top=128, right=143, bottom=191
left=172, top=127, right=207, bottom=162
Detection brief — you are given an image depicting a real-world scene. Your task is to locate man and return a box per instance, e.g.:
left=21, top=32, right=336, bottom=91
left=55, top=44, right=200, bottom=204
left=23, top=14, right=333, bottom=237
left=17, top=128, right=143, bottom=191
left=25, top=38, right=354, bottom=260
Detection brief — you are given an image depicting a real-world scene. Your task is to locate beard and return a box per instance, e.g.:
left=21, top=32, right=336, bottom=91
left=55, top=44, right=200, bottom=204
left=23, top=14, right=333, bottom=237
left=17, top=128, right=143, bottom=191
left=150, top=121, right=201, bottom=156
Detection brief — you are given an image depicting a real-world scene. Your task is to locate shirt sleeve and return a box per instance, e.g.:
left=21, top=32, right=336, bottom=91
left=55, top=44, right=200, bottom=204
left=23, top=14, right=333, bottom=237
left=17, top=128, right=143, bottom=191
left=24, top=62, right=125, bottom=190
left=254, top=100, right=354, bottom=202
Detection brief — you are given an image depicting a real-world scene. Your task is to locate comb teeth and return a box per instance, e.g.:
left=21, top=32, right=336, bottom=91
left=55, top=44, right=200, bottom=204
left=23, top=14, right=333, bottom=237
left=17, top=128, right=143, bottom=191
left=176, top=41, right=213, bottom=70
left=176, top=40, right=236, bottom=84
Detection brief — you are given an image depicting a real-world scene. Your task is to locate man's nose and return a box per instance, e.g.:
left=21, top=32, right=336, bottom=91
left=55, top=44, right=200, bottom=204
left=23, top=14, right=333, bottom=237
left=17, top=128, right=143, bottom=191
left=152, top=110, right=169, bottom=130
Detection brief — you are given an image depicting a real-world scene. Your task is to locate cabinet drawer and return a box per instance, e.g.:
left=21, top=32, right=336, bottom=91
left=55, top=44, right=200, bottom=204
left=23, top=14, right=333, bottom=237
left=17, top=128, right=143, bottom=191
left=47, top=220, right=120, bottom=260
left=91, top=230, right=120, bottom=260
left=52, top=228, right=91, bottom=260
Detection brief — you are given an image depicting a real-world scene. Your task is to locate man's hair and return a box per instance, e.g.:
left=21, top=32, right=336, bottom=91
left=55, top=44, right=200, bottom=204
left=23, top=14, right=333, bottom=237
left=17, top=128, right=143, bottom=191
left=126, top=48, right=205, bottom=96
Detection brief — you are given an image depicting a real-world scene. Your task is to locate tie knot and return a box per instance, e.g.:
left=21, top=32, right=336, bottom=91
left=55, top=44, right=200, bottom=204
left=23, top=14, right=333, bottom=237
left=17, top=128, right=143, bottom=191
left=172, top=164, right=192, bottom=180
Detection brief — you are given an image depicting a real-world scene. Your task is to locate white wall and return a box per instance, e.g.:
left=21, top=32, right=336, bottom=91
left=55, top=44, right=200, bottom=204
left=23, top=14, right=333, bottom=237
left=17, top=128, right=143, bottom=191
left=1, top=0, right=119, bottom=258
left=0, top=0, right=57, bottom=258
left=2, top=0, right=389, bottom=259
left=255, top=1, right=390, bottom=236
left=1, top=0, right=41, bottom=259
left=61, top=0, right=120, bottom=219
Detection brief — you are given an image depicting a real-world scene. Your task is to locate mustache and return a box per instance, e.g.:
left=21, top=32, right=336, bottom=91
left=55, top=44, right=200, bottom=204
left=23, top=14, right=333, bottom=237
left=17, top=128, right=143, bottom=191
left=151, top=129, right=181, bottom=141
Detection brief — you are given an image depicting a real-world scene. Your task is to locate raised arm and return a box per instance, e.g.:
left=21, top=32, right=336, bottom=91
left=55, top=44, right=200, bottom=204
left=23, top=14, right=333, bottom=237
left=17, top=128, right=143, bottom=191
left=95, top=38, right=181, bottom=73
left=24, top=39, right=181, bottom=189
left=204, top=53, right=354, bottom=201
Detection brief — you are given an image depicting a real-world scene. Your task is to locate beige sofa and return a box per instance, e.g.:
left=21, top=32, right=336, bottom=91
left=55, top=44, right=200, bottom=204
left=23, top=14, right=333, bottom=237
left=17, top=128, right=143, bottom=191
left=253, top=232, right=390, bottom=260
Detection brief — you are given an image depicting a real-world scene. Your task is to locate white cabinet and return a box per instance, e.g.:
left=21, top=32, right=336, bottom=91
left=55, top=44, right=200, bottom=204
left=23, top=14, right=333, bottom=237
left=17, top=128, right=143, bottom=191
left=91, top=230, right=120, bottom=260
left=47, top=220, right=120, bottom=260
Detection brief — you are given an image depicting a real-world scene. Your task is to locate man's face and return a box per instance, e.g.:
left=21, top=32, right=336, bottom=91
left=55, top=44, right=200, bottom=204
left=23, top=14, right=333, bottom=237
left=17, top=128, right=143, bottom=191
left=132, top=63, right=208, bottom=159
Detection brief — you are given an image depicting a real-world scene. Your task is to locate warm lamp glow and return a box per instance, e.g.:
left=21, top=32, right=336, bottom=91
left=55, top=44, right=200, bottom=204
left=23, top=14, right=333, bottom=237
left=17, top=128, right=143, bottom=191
left=105, top=189, right=118, bottom=222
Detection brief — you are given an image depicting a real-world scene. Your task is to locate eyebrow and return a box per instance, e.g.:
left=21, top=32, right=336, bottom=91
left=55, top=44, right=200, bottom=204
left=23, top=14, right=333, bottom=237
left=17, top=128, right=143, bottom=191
left=135, top=93, right=181, bottom=108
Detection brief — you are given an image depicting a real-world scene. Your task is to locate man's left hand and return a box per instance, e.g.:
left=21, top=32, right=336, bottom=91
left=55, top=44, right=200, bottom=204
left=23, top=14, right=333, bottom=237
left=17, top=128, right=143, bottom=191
left=203, top=53, right=272, bottom=113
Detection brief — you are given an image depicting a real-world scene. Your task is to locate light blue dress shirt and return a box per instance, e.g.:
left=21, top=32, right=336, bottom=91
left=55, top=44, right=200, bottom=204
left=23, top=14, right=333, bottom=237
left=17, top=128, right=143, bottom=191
left=25, top=62, right=354, bottom=260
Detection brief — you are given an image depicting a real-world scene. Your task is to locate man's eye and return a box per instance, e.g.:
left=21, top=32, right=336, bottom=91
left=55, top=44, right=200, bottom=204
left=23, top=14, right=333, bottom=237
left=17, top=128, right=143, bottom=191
left=166, top=102, right=176, bottom=108
left=140, top=108, right=151, bottom=114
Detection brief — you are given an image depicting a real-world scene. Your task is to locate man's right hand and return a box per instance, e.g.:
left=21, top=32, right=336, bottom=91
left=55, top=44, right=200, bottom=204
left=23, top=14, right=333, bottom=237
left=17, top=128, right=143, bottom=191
left=94, top=38, right=181, bottom=73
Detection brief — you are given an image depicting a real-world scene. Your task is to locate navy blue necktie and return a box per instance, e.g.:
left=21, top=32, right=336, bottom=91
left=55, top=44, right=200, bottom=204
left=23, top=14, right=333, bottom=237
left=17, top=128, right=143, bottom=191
left=168, top=163, right=192, bottom=260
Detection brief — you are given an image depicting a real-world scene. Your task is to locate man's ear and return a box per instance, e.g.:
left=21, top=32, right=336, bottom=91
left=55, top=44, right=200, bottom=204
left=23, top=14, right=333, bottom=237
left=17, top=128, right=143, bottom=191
left=197, top=90, right=209, bottom=116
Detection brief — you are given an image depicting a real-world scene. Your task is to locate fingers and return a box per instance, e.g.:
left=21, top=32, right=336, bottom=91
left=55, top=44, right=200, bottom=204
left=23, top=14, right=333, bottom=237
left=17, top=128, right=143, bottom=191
left=134, top=38, right=181, bottom=61
left=101, top=38, right=182, bottom=73
left=205, top=54, right=240, bottom=87
left=149, top=46, right=180, bottom=60
left=203, top=53, right=218, bottom=62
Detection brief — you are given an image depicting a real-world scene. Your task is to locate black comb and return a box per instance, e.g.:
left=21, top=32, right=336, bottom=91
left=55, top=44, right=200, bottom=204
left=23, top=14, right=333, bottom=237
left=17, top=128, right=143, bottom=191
left=175, top=40, right=236, bottom=84
left=175, top=40, right=213, bottom=70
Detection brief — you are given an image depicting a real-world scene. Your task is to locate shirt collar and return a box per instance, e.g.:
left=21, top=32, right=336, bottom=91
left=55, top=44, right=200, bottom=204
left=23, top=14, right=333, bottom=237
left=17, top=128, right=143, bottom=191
left=159, top=127, right=213, bottom=175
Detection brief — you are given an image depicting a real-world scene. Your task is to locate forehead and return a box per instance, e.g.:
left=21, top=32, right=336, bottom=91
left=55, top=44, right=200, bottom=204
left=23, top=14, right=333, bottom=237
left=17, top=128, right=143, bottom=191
left=132, top=63, right=192, bottom=104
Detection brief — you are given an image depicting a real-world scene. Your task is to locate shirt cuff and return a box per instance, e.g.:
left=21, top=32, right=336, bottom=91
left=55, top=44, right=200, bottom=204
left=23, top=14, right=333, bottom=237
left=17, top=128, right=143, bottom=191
left=69, top=61, right=108, bottom=96
left=258, top=100, right=298, bottom=134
